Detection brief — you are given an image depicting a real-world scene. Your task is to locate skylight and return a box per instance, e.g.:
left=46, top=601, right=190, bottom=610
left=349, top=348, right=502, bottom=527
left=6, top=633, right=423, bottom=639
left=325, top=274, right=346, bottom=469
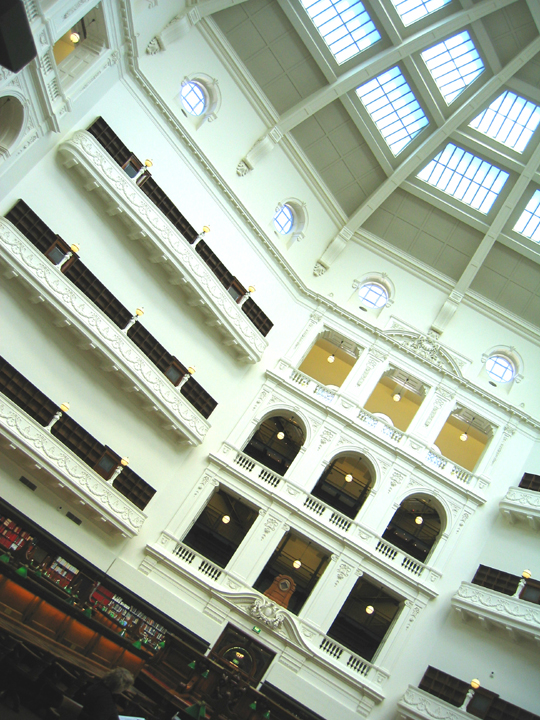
left=417, top=143, right=509, bottom=214
left=469, top=91, right=540, bottom=153
left=421, top=31, right=484, bottom=104
left=300, top=0, right=381, bottom=64
left=391, top=0, right=452, bottom=27
left=356, top=66, right=429, bottom=155
left=514, top=190, right=540, bottom=242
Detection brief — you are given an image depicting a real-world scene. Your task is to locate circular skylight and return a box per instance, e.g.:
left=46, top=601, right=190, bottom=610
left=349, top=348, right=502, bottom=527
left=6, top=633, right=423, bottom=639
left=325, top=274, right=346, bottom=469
left=359, top=282, right=388, bottom=308
left=181, top=81, right=207, bottom=116
left=273, top=204, right=294, bottom=234
left=485, top=355, right=515, bottom=383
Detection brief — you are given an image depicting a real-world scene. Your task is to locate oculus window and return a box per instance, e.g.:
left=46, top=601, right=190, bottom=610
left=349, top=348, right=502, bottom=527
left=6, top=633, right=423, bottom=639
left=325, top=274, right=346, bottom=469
left=514, top=189, right=540, bottom=242
left=421, top=31, right=484, bottom=104
left=417, top=143, right=509, bottom=214
left=273, top=204, right=294, bottom=234
left=356, top=66, right=429, bottom=155
left=485, top=355, right=515, bottom=383
left=181, top=81, right=207, bottom=116
left=470, top=91, right=540, bottom=154
left=182, top=489, right=258, bottom=568
left=300, top=0, right=381, bottom=64
left=358, top=282, right=388, bottom=308
left=391, top=0, right=452, bottom=26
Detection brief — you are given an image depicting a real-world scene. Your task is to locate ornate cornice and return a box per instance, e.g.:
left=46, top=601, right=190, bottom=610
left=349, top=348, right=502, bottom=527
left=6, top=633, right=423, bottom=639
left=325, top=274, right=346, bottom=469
left=0, top=218, right=210, bottom=445
left=452, top=581, right=540, bottom=640
left=0, top=395, right=145, bottom=536
left=398, top=686, right=468, bottom=720
left=59, top=131, right=268, bottom=364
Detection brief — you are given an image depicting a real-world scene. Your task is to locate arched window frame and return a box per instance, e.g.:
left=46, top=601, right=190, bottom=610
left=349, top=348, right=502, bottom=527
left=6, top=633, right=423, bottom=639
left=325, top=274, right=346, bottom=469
left=0, top=91, right=28, bottom=161
left=179, top=73, right=221, bottom=129
left=273, top=198, right=308, bottom=241
left=480, top=345, right=523, bottom=389
left=353, top=273, right=395, bottom=317
left=241, top=409, right=309, bottom=479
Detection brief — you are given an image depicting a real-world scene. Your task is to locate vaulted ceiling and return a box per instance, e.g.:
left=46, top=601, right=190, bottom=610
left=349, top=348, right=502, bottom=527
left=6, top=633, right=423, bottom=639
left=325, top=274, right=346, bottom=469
left=213, top=0, right=540, bottom=330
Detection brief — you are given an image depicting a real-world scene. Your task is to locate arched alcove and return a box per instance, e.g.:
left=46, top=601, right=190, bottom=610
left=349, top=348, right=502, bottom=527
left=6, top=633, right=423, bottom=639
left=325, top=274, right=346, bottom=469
left=0, top=96, right=25, bottom=158
left=243, top=414, right=305, bottom=476
left=382, top=495, right=443, bottom=562
left=310, top=454, right=374, bottom=519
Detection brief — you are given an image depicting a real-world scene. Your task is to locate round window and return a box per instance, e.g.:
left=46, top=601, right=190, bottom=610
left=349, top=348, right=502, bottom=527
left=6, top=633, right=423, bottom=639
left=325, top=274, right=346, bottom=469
left=181, top=81, right=207, bottom=116
left=485, top=355, right=515, bottom=383
left=359, top=282, right=388, bottom=308
left=273, top=204, right=294, bottom=234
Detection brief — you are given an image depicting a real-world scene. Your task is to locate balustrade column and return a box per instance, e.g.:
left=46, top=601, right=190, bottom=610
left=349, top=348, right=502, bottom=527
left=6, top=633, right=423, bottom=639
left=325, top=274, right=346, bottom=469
left=298, top=556, right=361, bottom=632
left=354, top=346, right=389, bottom=406
left=226, top=510, right=290, bottom=585
left=403, top=384, right=438, bottom=440
left=409, top=384, right=457, bottom=447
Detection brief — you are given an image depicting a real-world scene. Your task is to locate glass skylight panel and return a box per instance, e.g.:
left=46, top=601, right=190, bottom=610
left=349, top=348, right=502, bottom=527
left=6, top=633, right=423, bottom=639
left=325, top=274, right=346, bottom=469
left=356, top=66, right=429, bottom=155
left=421, top=31, right=484, bottom=104
left=514, top=190, right=540, bottom=242
left=300, top=0, right=381, bottom=64
left=417, top=143, right=509, bottom=214
left=469, top=91, right=540, bottom=153
left=391, top=0, right=452, bottom=27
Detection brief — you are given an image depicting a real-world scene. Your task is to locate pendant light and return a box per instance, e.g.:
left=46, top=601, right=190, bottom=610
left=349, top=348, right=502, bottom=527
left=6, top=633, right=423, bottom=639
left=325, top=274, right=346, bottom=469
left=327, top=340, right=343, bottom=363
left=460, top=415, right=474, bottom=442
left=344, top=473, right=353, bottom=483
left=393, top=377, right=409, bottom=402
left=293, top=540, right=310, bottom=570
left=415, top=516, right=423, bottom=525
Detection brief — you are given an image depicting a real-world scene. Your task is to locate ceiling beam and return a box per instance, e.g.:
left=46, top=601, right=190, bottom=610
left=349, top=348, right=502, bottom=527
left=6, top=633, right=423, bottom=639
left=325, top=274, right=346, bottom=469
left=431, top=136, right=540, bottom=333
left=313, top=36, right=540, bottom=275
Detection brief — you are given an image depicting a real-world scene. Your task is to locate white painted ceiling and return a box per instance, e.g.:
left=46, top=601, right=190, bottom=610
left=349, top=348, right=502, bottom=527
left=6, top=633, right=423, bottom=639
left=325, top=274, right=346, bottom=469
left=213, top=0, right=540, bottom=328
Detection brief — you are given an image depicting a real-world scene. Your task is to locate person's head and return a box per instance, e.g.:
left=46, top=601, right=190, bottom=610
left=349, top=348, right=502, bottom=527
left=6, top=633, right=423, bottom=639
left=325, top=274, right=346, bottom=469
left=101, top=667, right=134, bottom=694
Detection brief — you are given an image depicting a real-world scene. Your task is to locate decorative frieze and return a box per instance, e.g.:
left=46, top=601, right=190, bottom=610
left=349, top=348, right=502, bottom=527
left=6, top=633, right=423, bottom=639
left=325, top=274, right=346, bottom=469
left=397, top=686, right=468, bottom=720
left=500, top=486, right=540, bottom=529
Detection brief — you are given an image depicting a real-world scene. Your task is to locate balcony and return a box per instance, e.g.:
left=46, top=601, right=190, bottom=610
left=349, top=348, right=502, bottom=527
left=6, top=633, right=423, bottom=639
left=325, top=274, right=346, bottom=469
left=211, top=443, right=441, bottom=594
left=500, top=474, right=540, bottom=529
left=270, top=361, right=488, bottom=499
left=0, top=216, right=211, bottom=445
left=58, top=126, right=270, bottom=363
left=146, top=533, right=389, bottom=701
left=0, top=393, right=146, bottom=537
left=397, top=686, right=470, bottom=720
left=452, top=581, right=540, bottom=642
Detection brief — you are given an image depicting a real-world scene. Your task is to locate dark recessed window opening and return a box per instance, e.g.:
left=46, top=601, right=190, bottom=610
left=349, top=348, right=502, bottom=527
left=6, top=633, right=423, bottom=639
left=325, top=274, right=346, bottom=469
left=243, top=415, right=305, bottom=476
left=382, top=495, right=441, bottom=562
left=94, top=448, right=121, bottom=480
left=182, top=490, right=258, bottom=568
left=327, top=576, right=401, bottom=661
left=519, top=472, right=540, bottom=492
left=253, top=532, right=329, bottom=615
left=311, top=455, right=372, bottom=519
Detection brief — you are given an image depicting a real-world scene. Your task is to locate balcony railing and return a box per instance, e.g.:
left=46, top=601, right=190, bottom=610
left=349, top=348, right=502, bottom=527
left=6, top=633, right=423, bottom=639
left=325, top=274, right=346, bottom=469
left=0, top=214, right=212, bottom=445
left=147, top=535, right=389, bottom=697
left=452, top=581, right=540, bottom=642
left=0, top=393, right=146, bottom=537
left=58, top=123, right=271, bottom=362
left=398, top=686, right=470, bottom=720
left=213, top=443, right=441, bottom=591
left=500, top=485, right=540, bottom=530
left=270, top=360, right=488, bottom=497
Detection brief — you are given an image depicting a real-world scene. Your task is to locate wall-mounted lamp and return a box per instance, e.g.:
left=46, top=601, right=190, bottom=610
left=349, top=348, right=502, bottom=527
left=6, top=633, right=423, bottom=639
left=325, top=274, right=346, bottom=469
left=120, top=457, right=129, bottom=467
left=178, top=366, right=196, bottom=389
left=124, top=307, right=145, bottom=334
left=193, top=225, right=210, bottom=248
left=513, top=569, right=532, bottom=597
left=58, top=243, right=80, bottom=269
left=132, top=160, right=153, bottom=184
left=461, top=679, right=481, bottom=710
left=110, top=457, right=130, bottom=483
left=239, top=285, right=256, bottom=307
left=45, top=402, right=70, bottom=432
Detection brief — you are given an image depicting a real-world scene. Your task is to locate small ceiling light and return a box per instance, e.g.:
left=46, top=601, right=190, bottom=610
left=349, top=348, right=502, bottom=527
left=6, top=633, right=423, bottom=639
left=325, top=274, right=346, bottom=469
left=327, top=353, right=335, bottom=364
left=60, top=402, right=70, bottom=413
left=187, top=366, right=196, bottom=374
left=248, top=286, right=256, bottom=294
left=70, top=243, right=80, bottom=254
left=470, top=679, right=481, bottom=690
left=144, top=159, right=153, bottom=168
left=70, top=32, right=80, bottom=43
left=344, top=473, right=353, bottom=483
left=276, top=431, right=285, bottom=440
left=135, top=307, right=144, bottom=317
left=293, top=559, right=302, bottom=569
left=460, top=431, right=468, bottom=442
left=392, top=392, right=402, bottom=402
left=415, top=516, right=423, bottom=525
left=221, top=515, right=231, bottom=524
left=120, top=457, right=129, bottom=467
left=522, top=569, right=532, bottom=579
left=365, top=605, right=375, bottom=615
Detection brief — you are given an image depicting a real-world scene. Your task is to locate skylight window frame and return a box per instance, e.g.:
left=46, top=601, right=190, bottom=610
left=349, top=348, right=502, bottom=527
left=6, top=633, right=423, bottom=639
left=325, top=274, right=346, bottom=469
left=508, top=185, right=540, bottom=251
left=386, top=0, right=455, bottom=34
left=416, top=27, right=488, bottom=112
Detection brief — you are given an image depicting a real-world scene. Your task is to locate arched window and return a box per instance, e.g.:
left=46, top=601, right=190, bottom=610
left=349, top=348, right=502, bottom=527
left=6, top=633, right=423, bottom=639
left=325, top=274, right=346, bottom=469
left=311, top=455, right=373, bottom=519
left=181, top=81, right=207, bottom=116
left=273, top=199, right=308, bottom=241
left=179, top=74, right=221, bottom=126
left=382, top=495, right=442, bottom=562
left=0, top=95, right=25, bottom=160
left=243, top=415, right=305, bottom=476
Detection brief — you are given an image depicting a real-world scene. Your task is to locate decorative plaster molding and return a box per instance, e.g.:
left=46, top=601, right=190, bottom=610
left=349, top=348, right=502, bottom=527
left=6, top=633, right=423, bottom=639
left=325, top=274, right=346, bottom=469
left=250, top=597, right=287, bottom=629
left=398, top=686, right=468, bottom=720
left=0, top=218, right=209, bottom=445
left=59, top=131, right=268, bottom=364
left=500, top=486, right=540, bottom=529
left=0, top=395, right=145, bottom=537
left=452, top=582, right=540, bottom=641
